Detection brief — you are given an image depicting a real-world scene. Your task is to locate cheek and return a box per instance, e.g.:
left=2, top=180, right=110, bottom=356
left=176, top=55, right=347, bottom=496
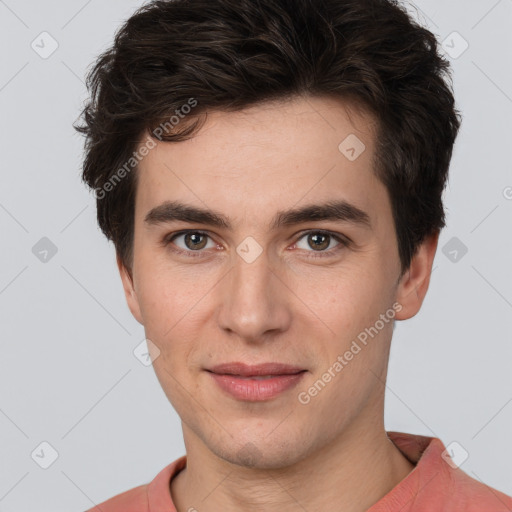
left=135, top=259, right=210, bottom=362
left=135, top=258, right=199, bottom=332
left=136, top=281, right=171, bottom=335
left=305, top=264, right=396, bottom=378
left=309, top=266, right=386, bottom=332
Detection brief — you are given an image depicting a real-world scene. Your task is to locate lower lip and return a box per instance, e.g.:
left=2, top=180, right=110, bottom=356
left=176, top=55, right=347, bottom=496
left=208, top=371, right=306, bottom=401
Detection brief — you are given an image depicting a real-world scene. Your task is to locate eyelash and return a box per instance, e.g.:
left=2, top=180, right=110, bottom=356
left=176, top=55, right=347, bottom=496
left=161, top=229, right=351, bottom=259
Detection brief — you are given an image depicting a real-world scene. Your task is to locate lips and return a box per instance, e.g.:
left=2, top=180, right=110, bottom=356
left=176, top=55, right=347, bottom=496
left=206, top=362, right=307, bottom=401
left=207, top=362, right=306, bottom=377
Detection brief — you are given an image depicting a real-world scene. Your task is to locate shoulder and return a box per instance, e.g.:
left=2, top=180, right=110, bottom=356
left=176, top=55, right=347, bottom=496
left=85, top=484, right=149, bottom=512
left=446, top=468, right=512, bottom=511
left=82, top=457, right=186, bottom=512
left=384, top=432, right=512, bottom=511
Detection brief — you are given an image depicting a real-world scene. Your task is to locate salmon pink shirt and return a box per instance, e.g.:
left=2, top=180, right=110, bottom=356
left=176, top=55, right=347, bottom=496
left=86, top=431, right=512, bottom=511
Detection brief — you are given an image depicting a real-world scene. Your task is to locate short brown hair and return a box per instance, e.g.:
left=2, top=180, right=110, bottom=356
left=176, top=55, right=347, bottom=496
left=74, top=0, right=461, bottom=278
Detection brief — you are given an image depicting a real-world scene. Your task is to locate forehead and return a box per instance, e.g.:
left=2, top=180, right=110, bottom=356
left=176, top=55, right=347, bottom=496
left=134, top=95, right=387, bottom=229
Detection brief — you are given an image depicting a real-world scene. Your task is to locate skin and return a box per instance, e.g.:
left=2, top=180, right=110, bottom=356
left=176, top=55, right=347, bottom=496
left=117, top=94, right=439, bottom=512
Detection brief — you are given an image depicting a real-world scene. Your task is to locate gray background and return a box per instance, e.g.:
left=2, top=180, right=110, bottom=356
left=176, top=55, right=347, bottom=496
left=0, top=0, right=511, bottom=510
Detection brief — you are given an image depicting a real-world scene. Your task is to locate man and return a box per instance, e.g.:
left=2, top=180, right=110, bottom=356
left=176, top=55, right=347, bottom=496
left=75, top=0, right=512, bottom=510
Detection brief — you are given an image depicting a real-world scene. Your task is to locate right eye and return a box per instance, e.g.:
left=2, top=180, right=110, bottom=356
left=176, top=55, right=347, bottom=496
left=162, top=230, right=219, bottom=257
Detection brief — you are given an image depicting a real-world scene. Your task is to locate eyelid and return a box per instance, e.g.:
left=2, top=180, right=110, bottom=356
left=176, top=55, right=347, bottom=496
left=294, top=228, right=351, bottom=245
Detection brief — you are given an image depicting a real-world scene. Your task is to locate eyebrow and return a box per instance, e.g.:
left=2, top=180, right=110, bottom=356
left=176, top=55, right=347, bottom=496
left=144, top=199, right=372, bottom=231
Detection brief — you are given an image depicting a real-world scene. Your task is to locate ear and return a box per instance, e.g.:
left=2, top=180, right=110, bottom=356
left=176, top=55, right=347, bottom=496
left=394, top=230, right=440, bottom=321
left=116, top=252, right=144, bottom=325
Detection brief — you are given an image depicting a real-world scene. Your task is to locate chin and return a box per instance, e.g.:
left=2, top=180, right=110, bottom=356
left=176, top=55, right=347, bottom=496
left=210, top=432, right=312, bottom=470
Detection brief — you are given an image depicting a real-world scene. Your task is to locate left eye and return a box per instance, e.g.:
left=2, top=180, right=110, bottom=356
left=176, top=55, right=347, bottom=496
left=294, top=231, right=347, bottom=253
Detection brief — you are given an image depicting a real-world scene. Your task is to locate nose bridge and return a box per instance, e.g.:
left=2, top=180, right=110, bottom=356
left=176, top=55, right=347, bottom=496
left=216, top=245, right=290, bottom=340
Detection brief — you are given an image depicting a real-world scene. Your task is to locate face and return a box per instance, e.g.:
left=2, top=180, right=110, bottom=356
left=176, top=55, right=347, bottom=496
left=119, top=95, right=437, bottom=469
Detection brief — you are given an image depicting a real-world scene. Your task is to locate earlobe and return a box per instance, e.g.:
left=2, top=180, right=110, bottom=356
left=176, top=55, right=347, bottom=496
left=394, top=231, right=440, bottom=321
left=116, top=253, right=144, bottom=325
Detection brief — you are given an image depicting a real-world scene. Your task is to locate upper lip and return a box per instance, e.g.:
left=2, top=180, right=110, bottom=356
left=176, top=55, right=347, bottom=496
left=207, top=362, right=306, bottom=377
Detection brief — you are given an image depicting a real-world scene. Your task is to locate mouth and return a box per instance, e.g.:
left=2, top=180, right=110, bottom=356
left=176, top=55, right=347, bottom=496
left=206, top=361, right=306, bottom=377
left=205, top=362, right=307, bottom=401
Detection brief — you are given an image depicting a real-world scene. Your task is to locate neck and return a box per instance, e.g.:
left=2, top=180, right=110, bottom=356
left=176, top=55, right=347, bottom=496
left=170, top=416, right=415, bottom=512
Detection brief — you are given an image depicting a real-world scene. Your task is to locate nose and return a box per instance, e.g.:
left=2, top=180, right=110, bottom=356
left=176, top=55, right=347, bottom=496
left=216, top=246, right=292, bottom=343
